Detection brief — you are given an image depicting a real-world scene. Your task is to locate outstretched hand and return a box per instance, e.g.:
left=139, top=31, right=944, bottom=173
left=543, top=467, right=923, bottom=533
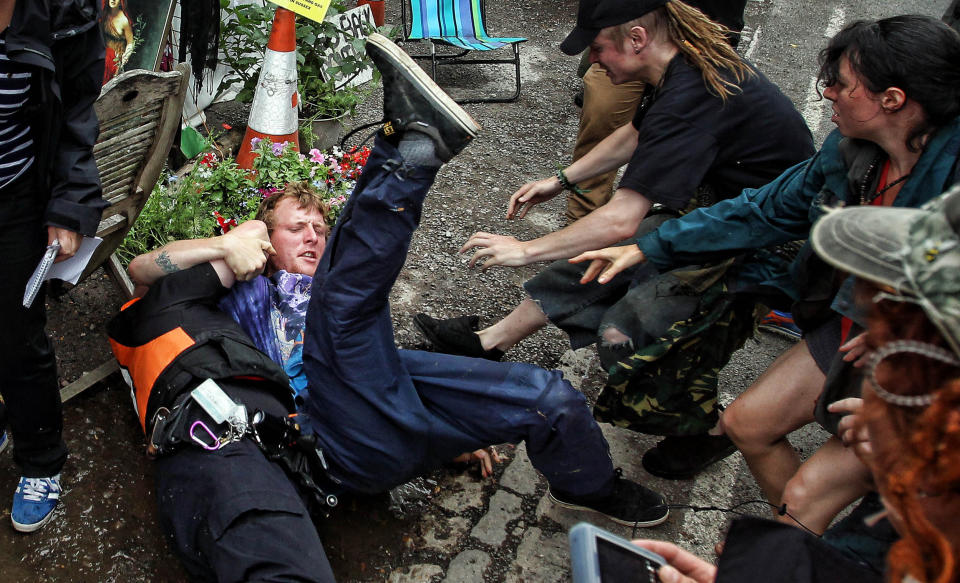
left=631, top=540, right=717, bottom=583
left=460, top=232, right=529, bottom=269
left=222, top=221, right=275, bottom=281
left=507, top=177, right=562, bottom=219
left=569, top=244, right=645, bottom=285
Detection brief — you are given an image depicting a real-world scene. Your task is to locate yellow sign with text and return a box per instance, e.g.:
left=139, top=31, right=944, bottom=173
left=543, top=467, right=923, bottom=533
left=268, top=0, right=333, bottom=23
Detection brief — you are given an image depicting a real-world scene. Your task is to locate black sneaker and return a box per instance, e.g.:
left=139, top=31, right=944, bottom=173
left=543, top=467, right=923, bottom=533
left=365, top=33, right=481, bottom=161
left=641, top=434, right=737, bottom=480
left=413, top=313, right=504, bottom=361
left=549, top=469, right=669, bottom=527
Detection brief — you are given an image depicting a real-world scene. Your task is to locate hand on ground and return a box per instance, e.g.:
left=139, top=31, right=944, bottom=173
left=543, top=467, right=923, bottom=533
left=451, top=446, right=502, bottom=478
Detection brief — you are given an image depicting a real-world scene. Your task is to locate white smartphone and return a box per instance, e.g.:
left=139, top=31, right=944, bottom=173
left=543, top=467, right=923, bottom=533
left=569, top=522, right=666, bottom=583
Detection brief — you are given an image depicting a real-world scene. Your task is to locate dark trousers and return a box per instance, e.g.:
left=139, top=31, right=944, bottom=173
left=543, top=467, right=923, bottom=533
left=302, top=137, right=616, bottom=497
left=155, top=438, right=334, bottom=583
left=0, top=173, right=67, bottom=476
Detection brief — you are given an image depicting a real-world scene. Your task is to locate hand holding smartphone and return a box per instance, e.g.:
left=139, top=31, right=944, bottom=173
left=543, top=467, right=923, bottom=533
left=570, top=522, right=666, bottom=583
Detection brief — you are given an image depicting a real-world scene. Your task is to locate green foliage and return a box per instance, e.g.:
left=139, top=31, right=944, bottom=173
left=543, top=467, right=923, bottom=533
left=218, top=0, right=377, bottom=116
left=118, top=141, right=371, bottom=266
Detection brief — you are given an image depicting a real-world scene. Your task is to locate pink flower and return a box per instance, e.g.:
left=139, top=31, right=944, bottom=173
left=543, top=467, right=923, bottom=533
left=250, top=137, right=262, bottom=150
left=298, top=153, right=306, bottom=162
left=271, top=142, right=284, bottom=156
left=309, top=148, right=325, bottom=163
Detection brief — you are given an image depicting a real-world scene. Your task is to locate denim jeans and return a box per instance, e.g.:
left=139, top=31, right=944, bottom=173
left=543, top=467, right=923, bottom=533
left=301, top=136, right=616, bottom=497
left=0, top=172, right=68, bottom=476
left=524, top=213, right=682, bottom=352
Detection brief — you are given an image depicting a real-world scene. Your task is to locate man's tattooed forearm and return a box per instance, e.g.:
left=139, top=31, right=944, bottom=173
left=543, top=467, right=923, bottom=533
left=155, top=251, right=180, bottom=274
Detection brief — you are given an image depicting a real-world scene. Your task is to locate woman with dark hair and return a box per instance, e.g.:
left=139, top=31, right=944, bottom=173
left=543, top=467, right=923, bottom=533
left=625, top=185, right=960, bottom=583
left=101, top=0, right=133, bottom=83
left=572, top=14, right=960, bottom=536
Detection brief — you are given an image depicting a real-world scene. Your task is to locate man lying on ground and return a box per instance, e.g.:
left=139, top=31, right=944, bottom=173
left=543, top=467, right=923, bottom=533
left=110, top=34, right=669, bottom=582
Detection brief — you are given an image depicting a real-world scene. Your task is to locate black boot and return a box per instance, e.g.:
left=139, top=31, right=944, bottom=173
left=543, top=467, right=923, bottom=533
left=365, top=33, right=481, bottom=161
left=413, top=313, right=504, bottom=361
left=641, top=434, right=737, bottom=480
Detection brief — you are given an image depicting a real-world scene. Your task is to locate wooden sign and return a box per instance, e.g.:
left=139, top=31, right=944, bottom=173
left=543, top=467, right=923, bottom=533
left=322, top=4, right=376, bottom=88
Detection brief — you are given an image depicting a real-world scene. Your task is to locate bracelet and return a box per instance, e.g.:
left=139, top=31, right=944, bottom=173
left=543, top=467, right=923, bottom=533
left=556, top=167, right=591, bottom=197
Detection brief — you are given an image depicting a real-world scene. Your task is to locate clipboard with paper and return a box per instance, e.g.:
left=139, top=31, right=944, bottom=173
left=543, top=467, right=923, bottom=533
left=23, top=237, right=103, bottom=308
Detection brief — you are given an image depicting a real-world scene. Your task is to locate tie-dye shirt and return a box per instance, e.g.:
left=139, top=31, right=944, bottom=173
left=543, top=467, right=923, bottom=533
left=219, top=271, right=312, bottom=399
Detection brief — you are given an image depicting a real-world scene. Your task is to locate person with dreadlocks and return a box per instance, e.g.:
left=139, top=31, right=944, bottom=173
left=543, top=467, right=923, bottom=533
left=572, top=12, right=960, bottom=549
left=414, top=0, right=813, bottom=477
left=626, top=184, right=960, bottom=583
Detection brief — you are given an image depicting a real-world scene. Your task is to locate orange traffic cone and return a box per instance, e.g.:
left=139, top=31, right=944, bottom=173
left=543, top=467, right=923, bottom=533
left=236, top=7, right=300, bottom=170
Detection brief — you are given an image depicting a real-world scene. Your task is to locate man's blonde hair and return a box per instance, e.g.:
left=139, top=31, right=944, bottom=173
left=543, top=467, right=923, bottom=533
left=256, top=182, right=330, bottom=231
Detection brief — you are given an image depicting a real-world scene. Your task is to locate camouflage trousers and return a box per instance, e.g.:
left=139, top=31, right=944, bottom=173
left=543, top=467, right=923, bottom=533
left=526, top=247, right=759, bottom=437
left=594, top=278, right=758, bottom=436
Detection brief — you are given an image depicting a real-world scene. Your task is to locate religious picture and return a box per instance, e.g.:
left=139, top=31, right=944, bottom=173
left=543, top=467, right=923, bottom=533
left=101, top=0, right=176, bottom=84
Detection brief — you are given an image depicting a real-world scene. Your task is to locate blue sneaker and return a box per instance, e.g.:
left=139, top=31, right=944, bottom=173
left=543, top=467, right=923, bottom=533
left=12, top=474, right=61, bottom=533
left=0, top=431, right=9, bottom=456
left=758, top=310, right=802, bottom=340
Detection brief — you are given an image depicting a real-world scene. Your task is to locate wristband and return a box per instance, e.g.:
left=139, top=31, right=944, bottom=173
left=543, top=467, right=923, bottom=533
left=556, top=166, right=591, bottom=197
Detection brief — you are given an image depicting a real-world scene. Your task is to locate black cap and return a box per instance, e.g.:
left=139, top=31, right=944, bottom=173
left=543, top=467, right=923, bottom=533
left=560, top=0, right=669, bottom=55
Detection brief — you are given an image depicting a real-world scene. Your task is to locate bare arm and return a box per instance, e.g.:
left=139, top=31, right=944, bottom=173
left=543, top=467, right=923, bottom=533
left=128, top=221, right=274, bottom=291
left=463, top=186, right=652, bottom=268
left=507, top=122, right=640, bottom=219
left=120, top=17, right=135, bottom=66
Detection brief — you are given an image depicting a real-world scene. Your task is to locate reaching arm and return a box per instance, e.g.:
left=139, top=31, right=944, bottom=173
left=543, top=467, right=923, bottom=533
left=463, top=186, right=652, bottom=269
left=506, top=122, right=640, bottom=219
left=128, top=221, right=275, bottom=292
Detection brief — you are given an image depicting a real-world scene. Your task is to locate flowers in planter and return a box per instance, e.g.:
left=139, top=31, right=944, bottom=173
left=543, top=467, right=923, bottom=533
left=118, top=139, right=371, bottom=265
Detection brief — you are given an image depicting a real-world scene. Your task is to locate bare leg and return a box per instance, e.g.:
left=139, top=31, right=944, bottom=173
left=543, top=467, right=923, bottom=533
left=721, top=340, right=825, bottom=506
left=777, top=437, right=873, bottom=534
left=476, top=297, right=549, bottom=352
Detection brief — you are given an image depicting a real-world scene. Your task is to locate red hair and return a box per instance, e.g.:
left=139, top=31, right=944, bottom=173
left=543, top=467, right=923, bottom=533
left=859, top=282, right=960, bottom=582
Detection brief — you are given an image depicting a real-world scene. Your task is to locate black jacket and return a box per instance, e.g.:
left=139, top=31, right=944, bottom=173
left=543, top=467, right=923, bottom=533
left=6, top=0, right=107, bottom=236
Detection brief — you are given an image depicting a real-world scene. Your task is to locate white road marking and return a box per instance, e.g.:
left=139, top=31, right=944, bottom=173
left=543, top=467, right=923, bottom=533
left=801, top=6, right=846, bottom=133
left=744, top=25, right=761, bottom=61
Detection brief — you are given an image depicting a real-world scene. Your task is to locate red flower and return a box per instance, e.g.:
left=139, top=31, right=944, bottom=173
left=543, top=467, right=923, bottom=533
left=213, top=210, right=238, bottom=233
left=200, top=152, right=218, bottom=168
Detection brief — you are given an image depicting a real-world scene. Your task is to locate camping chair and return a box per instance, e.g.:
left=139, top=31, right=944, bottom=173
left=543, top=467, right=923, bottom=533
left=401, top=0, right=526, bottom=103
left=59, top=63, right=190, bottom=402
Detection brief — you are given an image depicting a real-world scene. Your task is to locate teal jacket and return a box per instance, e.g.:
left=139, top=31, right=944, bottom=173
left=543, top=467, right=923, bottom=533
left=636, top=117, right=960, bottom=319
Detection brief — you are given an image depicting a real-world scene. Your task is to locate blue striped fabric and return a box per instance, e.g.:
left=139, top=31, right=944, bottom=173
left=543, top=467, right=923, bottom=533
left=408, top=0, right=526, bottom=51
left=0, top=36, right=34, bottom=190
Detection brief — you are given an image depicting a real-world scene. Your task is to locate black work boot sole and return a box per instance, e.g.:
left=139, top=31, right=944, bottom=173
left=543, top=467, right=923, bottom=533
left=365, top=33, right=481, bottom=161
